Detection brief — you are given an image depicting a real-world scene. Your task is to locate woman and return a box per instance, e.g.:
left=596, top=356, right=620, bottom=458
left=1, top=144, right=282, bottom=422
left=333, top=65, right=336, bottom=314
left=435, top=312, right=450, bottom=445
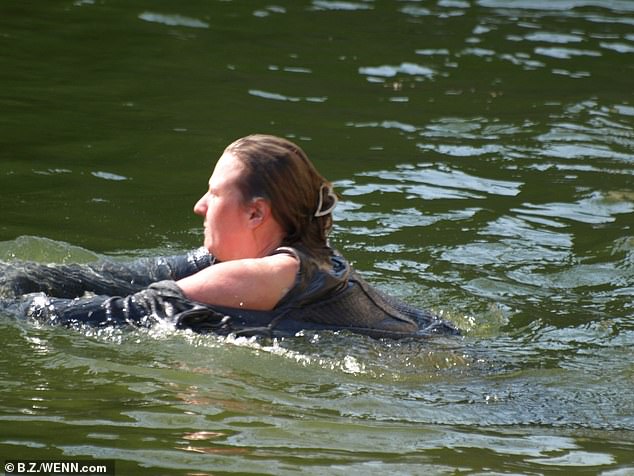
left=1, top=135, right=458, bottom=339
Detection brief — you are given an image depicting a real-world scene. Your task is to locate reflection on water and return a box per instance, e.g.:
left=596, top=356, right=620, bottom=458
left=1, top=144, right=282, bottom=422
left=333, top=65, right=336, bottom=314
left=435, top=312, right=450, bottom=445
left=138, top=12, right=210, bottom=29
left=1, top=0, right=633, bottom=474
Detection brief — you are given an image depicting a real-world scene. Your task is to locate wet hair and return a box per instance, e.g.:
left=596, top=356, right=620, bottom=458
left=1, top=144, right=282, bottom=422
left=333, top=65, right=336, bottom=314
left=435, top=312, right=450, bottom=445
left=225, top=134, right=337, bottom=256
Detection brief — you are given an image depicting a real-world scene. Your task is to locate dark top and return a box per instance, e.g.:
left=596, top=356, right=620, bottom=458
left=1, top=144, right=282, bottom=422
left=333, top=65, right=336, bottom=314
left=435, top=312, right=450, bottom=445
left=273, top=246, right=349, bottom=309
left=1, top=246, right=460, bottom=339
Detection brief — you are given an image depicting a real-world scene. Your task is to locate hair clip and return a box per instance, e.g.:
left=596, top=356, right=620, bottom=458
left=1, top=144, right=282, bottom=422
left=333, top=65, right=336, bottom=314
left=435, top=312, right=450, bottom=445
left=314, top=183, right=338, bottom=217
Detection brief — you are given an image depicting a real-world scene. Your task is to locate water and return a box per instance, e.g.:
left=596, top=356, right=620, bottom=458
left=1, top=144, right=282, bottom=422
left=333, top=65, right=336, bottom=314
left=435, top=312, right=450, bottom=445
left=1, top=0, right=633, bottom=474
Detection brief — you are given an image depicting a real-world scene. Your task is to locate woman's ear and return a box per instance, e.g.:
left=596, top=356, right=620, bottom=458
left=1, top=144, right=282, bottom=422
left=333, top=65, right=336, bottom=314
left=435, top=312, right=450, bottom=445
left=247, top=197, right=270, bottom=227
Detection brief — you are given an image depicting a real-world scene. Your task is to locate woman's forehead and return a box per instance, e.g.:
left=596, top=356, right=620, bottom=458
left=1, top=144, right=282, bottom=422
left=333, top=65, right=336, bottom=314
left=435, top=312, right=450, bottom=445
left=209, top=152, right=244, bottom=189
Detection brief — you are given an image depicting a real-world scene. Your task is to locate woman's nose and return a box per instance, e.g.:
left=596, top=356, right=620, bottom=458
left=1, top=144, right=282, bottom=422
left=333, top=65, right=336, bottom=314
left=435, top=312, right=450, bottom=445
left=193, top=193, right=207, bottom=216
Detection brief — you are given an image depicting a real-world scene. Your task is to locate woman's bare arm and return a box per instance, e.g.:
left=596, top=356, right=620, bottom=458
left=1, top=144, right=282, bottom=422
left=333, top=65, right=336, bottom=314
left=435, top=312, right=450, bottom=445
left=176, top=253, right=298, bottom=311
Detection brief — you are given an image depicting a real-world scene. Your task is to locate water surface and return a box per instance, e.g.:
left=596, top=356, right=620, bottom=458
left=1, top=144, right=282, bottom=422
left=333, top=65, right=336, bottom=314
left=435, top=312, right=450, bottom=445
left=1, top=1, right=633, bottom=474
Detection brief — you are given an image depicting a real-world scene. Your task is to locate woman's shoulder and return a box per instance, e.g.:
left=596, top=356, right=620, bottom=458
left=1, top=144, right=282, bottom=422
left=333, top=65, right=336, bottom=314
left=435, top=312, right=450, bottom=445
left=176, top=252, right=298, bottom=311
left=272, top=245, right=347, bottom=271
left=272, top=244, right=350, bottom=308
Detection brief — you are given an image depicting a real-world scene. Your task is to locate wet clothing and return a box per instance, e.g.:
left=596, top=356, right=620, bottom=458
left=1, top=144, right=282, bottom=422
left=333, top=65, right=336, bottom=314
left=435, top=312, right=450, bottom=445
left=0, top=247, right=459, bottom=339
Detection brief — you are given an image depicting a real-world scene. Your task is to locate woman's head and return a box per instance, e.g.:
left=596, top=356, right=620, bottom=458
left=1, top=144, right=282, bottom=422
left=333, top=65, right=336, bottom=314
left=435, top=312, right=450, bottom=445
left=224, top=134, right=337, bottom=254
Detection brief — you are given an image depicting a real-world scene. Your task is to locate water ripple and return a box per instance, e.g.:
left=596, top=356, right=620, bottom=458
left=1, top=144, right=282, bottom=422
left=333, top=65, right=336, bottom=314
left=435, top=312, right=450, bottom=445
left=138, top=11, right=209, bottom=29
left=477, top=0, right=634, bottom=13
left=248, top=89, right=327, bottom=103
left=342, top=164, right=522, bottom=201
left=311, top=1, right=372, bottom=11
left=512, top=193, right=634, bottom=225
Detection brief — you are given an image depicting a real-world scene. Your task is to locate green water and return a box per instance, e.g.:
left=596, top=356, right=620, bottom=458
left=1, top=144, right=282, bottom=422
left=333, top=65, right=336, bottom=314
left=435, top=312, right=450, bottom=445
left=1, top=1, right=633, bottom=474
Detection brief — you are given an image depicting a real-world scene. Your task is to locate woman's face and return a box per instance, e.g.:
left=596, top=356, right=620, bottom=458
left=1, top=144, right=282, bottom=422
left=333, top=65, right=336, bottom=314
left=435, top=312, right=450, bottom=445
left=194, top=152, right=253, bottom=261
